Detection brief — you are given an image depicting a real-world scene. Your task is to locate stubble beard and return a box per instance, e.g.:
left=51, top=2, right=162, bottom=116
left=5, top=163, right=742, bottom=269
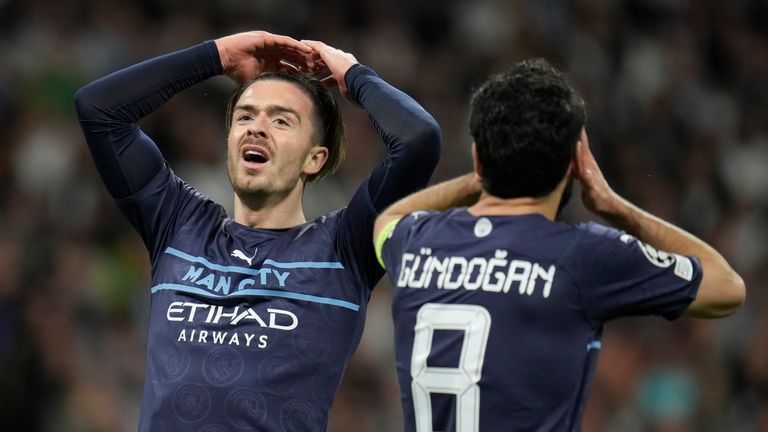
left=227, top=162, right=271, bottom=206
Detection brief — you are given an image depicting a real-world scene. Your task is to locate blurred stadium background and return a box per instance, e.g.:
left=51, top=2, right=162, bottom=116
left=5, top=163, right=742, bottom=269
left=1, top=0, right=767, bottom=430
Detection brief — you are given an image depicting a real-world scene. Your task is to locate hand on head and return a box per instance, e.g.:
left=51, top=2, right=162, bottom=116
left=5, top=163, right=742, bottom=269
left=215, top=32, right=360, bottom=103
left=215, top=31, right=320, bottom=83
left=573, top=129, right=618, bottom=216
left=300, top=40, right=359, bottom=102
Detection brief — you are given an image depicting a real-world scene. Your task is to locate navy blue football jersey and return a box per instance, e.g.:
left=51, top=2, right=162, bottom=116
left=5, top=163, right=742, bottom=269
left=75, top=40, right=441, bottom=431
left=379, top=209, right=701, bottom=432
left=123, top=165, right=377, bottom=430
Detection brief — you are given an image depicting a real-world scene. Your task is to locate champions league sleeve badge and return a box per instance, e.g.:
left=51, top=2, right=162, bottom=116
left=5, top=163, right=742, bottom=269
left=635, top=239, right=694, bottom=281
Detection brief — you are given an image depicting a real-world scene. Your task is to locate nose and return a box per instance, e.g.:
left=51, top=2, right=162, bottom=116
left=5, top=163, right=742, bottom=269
left=247, top=127, right=267, bottom=138
left=246, top=117, right=268, bottom=138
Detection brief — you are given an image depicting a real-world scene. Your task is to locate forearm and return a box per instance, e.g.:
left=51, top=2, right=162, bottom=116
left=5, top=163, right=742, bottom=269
left=345, top=65, right=441, bottom=212
left=599, top=194, right=745, bottom=317
left=345, top=64, right=441, bottom=161
left=600, top=195, right=723, bottom=267
left=383, top=173, right=481, bottom=218
left=373, top=173, right=480, bottom=252
left=74, top=41, right=222, bottom=198
left=75, top=41, right=222, bottom=124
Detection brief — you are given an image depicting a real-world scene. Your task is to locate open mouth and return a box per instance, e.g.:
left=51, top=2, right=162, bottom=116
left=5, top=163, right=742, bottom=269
left=243, top=149, right=268, bottom=163
left=241, top=145, right=270, bottom=167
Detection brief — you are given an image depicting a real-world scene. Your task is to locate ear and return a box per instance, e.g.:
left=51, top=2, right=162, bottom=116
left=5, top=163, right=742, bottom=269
left=303, top=146, right=329, bottom=176
left=471, top=143, right=483, bottom=182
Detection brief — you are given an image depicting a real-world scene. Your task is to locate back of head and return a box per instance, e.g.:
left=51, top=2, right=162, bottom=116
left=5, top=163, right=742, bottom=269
left=469, top=59, right=585, bottom=199
left=225, top=72, right=346, bottom=183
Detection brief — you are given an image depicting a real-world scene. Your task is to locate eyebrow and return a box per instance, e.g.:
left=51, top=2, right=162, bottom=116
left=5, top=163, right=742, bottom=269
left=235, top=104, right=302, bottom=123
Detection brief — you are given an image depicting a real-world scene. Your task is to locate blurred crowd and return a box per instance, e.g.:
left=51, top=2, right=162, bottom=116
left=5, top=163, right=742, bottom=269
left=1, top=0, right=767, bottom=430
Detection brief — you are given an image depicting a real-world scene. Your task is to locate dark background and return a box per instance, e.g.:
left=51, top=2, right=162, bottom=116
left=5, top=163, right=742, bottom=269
left=0, top=0, right=767, bottom=430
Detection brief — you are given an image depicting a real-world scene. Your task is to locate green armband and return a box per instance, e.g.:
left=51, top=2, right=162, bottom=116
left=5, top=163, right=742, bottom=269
left=375, top=218, right=401, bottom=269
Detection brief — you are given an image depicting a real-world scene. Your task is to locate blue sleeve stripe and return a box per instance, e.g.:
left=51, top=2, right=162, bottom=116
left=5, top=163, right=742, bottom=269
left=151, top=283, right=360, bottom=311
left=165, top=247, right=344, bottom=273
left=262, top=259, right=344, bottom=269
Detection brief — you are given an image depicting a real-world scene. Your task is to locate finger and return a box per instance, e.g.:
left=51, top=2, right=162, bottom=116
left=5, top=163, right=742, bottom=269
left=309, top=57, right=327, bottom=70
left=301, top=39, right=326, bottom=51
left=577, top=138, right=598, bottom=181
left=574, top=141, right=589, bottom=179
left=303, top=40, right=338, bottom=62
left=268, top=34, right=313, bottom=53
left=580, top=128, right=589, bottom=147
left=308, top=57, right=328, bottom=73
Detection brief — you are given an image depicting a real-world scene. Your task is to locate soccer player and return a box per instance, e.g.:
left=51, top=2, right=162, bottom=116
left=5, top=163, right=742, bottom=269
left=74, top=31, right=440, bottom=430
left=374, top=59, right=745, bottom=431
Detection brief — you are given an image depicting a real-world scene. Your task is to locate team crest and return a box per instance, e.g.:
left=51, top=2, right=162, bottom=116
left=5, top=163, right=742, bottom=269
left=474, top=217, right=493, bottom=238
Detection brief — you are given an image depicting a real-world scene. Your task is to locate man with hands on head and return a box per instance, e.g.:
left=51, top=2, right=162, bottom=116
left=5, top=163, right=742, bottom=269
left=374, top=59, right=744, bottom=431
left=75, top=31, right=440, bottom=431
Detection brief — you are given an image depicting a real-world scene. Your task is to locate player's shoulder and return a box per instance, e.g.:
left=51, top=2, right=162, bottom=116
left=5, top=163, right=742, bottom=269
left=402, top=209, right=444, bottom=224
left=569, top=221, right=676, bottom=272
left=394, top=209, right=585, bottom=238
left=389, top=209, right=459, bottom=237
left=174, top=176, right=228, bottom=220
left=116, top=163, right=228, bottom=231
left=287, top=207, right=349, bottom=241
left=574, top=221, right=625, bottom=241
left=566, top=221, right=633, bottom=256
left=410, top=208, right=466, bottom=224
left=305, top=207, right=345, bottom=231
left=541, top=221, right=629, bottom=271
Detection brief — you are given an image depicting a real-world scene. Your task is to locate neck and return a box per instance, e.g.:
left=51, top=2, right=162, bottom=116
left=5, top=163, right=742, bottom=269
left=233, top=186, right=307, bottom=229
left=467, top=177, right=569, bottom=221
left=468, top=193, right=559, bottom=220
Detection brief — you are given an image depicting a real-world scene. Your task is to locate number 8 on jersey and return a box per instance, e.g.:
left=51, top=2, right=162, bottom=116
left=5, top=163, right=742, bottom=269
left=411, top=303, right=492, bottom=432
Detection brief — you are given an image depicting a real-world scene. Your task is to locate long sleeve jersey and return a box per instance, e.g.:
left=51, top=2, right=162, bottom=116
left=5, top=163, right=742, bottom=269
left=75, top=40, right=441, bottom=431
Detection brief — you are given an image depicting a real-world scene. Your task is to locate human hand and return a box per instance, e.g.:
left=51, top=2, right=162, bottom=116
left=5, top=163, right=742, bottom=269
left=300, top=40, right=358, bottom=102
left=573, top=129, right=619, bottom=217
left=214, top=31, right=317, bottom=83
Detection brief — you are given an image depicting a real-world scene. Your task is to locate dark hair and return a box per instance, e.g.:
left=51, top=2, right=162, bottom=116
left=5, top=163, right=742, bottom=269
left=225, top=72, right=346, bottom=183
left=469, top=58, right=585, bottom=199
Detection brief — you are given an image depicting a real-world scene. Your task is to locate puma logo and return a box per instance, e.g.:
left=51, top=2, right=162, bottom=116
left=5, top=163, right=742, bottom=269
left=231, top=248, right=257, bottom=266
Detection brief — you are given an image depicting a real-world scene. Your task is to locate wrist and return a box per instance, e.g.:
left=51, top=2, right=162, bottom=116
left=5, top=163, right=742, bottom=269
left=214, top=39, right=231, bottom=71
left=343, top=64, right=371, bottom=103
left=597, top=191, right=622, bottom=217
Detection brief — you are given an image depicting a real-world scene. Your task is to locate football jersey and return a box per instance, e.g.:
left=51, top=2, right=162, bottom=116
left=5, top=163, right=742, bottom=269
left=75, top=40, right=441, bottom=431
left=379, top=208, right=701, bottom=432
left=124, top=164, right=373, bottom=430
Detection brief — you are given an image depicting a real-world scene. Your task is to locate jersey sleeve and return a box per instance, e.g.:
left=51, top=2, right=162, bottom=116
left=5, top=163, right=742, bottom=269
left=573, top=222, right=702, bottom=324
left=74, top=41, right=223, bottom=261
left=334, top=65, right=442, bottom=290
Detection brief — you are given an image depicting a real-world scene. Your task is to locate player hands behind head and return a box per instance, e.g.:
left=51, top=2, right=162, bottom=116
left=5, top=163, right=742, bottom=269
left=374, top=59, right=744, bottom=431
left=74, top=31, right=440, bottom=431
